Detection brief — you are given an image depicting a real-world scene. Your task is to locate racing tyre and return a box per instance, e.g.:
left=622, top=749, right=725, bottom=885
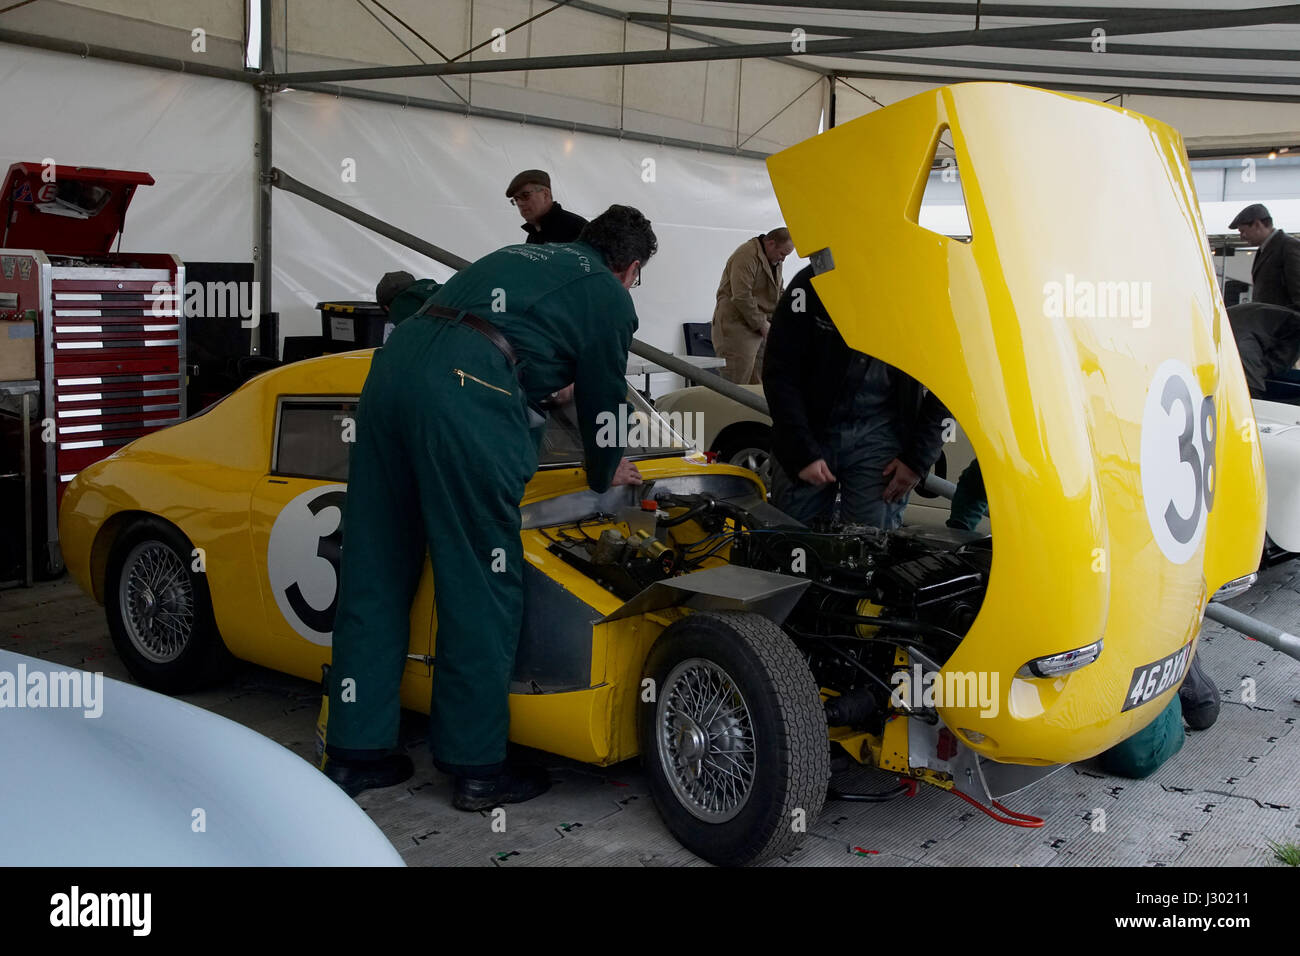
left=105, top=517, right=232, bottom=694
left=639, top=610, right=829, bottom=866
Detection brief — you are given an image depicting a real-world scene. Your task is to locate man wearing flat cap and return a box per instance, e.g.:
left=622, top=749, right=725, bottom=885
left=1232, top=203, right=1300, bottom=312
left=506, top=169, right=588, bottom=244
left=1227, top=203, right=1300, bottom=395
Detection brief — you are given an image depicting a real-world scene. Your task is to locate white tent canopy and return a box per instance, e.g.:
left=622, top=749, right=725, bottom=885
left=1, top=1, right=1298, bottom=361
left=6, top=1, right=1299, bottom=154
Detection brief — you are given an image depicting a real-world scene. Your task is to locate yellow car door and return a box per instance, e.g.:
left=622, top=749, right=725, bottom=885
left=248, top=393, right=434, bottom=710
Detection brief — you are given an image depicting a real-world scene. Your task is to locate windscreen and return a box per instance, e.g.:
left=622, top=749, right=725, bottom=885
left=538, top=388, right=693, bottom=467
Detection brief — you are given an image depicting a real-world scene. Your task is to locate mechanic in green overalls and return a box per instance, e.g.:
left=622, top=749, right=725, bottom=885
left=322, top=206, right=655, bottom=809
left=375, top=270, right=444, bottom=326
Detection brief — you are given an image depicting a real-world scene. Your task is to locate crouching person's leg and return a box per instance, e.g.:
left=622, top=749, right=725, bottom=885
left=947, top=460, right=989, bottom=532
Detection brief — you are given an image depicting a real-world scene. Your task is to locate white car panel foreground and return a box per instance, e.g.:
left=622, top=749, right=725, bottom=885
left=0, top=649, right=403, bottom=866
left=1255, top=398, right=1300, bottom=553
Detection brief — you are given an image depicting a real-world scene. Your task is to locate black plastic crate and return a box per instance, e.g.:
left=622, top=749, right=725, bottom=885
left=318, top=301, right=390, bottom=352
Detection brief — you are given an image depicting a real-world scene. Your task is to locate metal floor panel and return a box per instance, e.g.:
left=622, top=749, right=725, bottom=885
left=1167, top=796, right=1300, bottom=866
left=1224, top=713, right=1300, bottom=810
left=1237, top=673, right=1300, bottom=713
left=917, top=815, right=1063, bottom=867
left=1044, top=783, right=1219, bottom=866
left=1146, top=701, right=1281, bottom=796
left=1195, top=630, right=1272, bottom=694
left=811, top=765, right=972, bottom=860
left=496, top=792, right=692, bottom=867
left=767, top=833, right=916, bottom=867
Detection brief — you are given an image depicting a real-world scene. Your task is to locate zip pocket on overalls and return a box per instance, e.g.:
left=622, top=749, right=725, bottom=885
left=453, top=367, right=512, bottom=395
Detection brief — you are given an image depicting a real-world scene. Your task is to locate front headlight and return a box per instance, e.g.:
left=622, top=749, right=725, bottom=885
left=1210, top=573, right=1256, bottom=604
left=1015, top=639, right=1104, bottom=679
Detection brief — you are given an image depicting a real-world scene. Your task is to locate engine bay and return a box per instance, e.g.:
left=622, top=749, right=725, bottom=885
left=539, top=489, right=992, bottom=736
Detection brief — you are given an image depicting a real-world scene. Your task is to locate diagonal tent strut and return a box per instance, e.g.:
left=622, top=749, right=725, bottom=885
left=270, top=4, right=1300, bottom=85
left=828, top=50, right=1300, bottom=88
left=686, top=1, right=1266, bottom=15
left=268, top=168, right=774, bottom=416
left=626, top=13, right=1300, bottom=63
left=570, top=0, right=822, bottom=75
left=453, top=0, right=573, bottom=62
left=738, top=76, right=825, bottom=149
left=353, top=0, right=468, bottom=106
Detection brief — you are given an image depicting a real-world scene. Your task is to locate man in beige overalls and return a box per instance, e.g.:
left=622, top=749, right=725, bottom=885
left=710, top=227, right=794, bottom=384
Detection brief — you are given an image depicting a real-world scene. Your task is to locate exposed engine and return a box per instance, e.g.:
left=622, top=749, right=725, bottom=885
left=541, top=490, right=991, bottom=735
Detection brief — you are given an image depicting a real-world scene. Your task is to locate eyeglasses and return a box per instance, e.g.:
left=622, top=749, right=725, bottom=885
left=509, top=188, right=544, bottom=205
left=632, top=265, right=642, bottom=288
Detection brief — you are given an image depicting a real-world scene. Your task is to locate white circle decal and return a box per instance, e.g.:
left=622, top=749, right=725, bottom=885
left=267, top=484, right=348, bottom=645
left=1140, top=360, right=1216, bottom=565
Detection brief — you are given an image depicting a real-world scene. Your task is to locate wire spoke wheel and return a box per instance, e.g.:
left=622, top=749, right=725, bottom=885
left=639, top=611, right=829, bottom=866
left=119, top=541, right=196, bottom=664
left=659, top=658, right=757, bottom=823
left=106, top=518, right=230, bottom=693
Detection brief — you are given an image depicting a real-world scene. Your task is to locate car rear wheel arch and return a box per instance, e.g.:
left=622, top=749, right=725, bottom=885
left=711, top=422, right=771, bottom=461
left=103, top=514, right=233, bottom=693
left=90, top=510, right=155, bottom=604
left=712, top=423, right=774, bottom=490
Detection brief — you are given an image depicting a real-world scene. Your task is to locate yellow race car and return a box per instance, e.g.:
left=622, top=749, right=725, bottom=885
left=60, top=83, right=1264, bottom=866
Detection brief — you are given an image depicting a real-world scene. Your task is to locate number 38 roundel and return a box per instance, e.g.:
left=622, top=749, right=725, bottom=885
left=267, top=484, right=347, bottom=645
left=1140, top=360, right=1217, bottom=565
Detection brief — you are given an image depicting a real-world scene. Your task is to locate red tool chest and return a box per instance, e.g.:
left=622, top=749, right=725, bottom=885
left=1, top=162, right=185, bottom=573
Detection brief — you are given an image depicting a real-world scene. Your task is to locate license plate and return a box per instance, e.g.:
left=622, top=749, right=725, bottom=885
left=1122, top=644, right=1193, bottom=712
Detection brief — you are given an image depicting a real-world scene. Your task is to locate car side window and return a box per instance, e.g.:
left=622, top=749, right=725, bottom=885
left=273, top=398, right=359, bottom=481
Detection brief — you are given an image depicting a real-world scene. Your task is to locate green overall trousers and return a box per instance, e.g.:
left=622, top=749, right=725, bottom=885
left=326, top=242, right=635, bottom=775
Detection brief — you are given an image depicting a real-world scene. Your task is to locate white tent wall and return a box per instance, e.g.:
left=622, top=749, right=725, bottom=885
left=6, top=0, right=248, bottom=70
left=0, top=44, right=255, bottom=262
left=1124, top=96, right=1300, bottom=154
left=272, top=87, right=804, bottom=375
left=40, top=0, right=243, bottom=34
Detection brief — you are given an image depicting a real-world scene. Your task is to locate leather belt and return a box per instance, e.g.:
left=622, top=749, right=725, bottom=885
left=417, top=301, right=518, bottom=367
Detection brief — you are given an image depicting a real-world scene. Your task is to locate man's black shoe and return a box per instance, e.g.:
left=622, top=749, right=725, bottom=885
left=323, top=753, right=415, bottom=797
left=453, top=765, right=551, bottom=811
left=1179, top=651, right=1221, bottom=731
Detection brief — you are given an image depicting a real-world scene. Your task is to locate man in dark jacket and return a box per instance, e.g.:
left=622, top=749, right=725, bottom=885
left=1228, top=203, right=1300, bottom=396
left=1235, top=203, right=1300, bottom=311
left=507, top=169, right=588, bottom=244
left=763, top=265, right=949, bottom=529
